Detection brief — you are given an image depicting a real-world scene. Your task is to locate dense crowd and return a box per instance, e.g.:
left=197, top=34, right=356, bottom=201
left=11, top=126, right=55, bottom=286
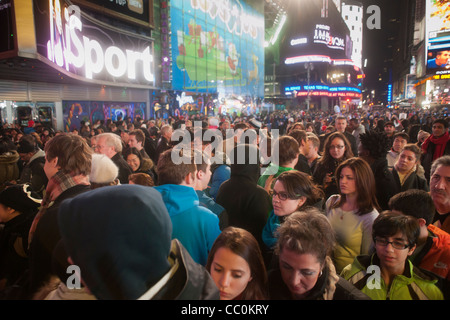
left=0, top=106, right=449, bottom=301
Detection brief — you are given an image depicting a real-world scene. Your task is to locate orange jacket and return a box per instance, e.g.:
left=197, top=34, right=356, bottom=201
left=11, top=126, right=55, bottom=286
left=414, top=225, right=450, bottom=280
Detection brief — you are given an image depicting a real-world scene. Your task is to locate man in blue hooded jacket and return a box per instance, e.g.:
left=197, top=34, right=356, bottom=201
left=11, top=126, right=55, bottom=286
left=154, top=148, right=221, bottom=266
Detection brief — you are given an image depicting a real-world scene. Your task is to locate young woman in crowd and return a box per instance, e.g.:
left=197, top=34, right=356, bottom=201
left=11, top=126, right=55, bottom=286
left=392, top=143, right=429, bottom=194
left=206, top=227, right=268, bottom=300
left=262, top=170, right=324, bottom=252
left=313, top=132, right=354, bottom=202
left=325, top=157, right=380, bottom=273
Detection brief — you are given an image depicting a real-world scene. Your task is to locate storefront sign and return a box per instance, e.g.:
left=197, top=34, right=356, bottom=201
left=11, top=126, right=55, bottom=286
left=34, top=0, right=154, bottom=86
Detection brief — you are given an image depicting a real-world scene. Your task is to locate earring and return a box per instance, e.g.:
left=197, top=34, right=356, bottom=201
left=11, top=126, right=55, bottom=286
left=319, top=270, right=323, bottom=277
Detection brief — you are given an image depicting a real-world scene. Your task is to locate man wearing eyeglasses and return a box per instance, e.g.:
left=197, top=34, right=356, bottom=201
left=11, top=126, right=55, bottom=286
left=341, top=211, right=445, bottom=300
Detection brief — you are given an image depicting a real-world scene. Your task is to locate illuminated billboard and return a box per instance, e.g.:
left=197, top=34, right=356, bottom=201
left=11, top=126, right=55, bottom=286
left=426, top=0, right=450, bottom=75
left=280, top=0, right=352, bottom=66
left=170, top=0, right=265, bottom=97
left=33, top=0, right=155, bottom=86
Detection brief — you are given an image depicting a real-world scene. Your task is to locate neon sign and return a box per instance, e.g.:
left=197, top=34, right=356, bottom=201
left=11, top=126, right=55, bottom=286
left=45, top=0, right=154, bottom=83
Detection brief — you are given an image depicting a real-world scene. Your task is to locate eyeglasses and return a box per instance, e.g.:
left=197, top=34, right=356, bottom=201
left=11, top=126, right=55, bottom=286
left=374, top=237, right=410, bottom=250
left=329, top=145, right=345, bottom=150
left=270, top=190, right=302, bottom=201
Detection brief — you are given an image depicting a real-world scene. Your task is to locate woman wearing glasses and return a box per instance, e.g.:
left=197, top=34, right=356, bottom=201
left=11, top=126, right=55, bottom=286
left=262, top=170, right=323, bottom=254
left=313, top=132, right=354, bottom=202
left=341, top=211, right=444, bottom=300
left=325, top=158, right=380, bottom=273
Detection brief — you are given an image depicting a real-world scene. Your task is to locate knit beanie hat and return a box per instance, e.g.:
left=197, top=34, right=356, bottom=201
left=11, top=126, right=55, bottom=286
left=0, top=184, right=41, bottom=214
left=89, top=153, right=119, bottom=184
left=58, top=184, right=173, bottom=300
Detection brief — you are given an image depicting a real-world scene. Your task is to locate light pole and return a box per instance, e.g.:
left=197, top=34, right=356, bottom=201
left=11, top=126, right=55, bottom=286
left=305, top=62, right=314, bottom=111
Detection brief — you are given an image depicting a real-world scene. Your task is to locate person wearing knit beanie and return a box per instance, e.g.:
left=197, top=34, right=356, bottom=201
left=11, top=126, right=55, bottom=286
left=58, top=184, right=219, bottom=300
left=89, top=153, right=119, bottom=189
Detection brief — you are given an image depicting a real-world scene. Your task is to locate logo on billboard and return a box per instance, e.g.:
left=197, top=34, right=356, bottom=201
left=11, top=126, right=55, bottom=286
left=46, top=0, right=154, bottom=83
left=313, top=24, right=345, bottom=51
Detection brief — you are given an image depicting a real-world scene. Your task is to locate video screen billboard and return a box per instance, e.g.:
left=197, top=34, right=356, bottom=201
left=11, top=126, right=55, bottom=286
left=170, top=0, right=265, bottom=98
left=426, top=0, right=450, bottom=75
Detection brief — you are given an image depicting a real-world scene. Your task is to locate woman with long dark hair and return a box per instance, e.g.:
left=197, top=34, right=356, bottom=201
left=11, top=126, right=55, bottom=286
left=325, top=157, right=380, bottom=273
left=206, top=227, right=268, bottom=300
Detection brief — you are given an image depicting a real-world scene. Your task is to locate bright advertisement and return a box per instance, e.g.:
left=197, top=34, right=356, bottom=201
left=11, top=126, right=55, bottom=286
left=426, top=0, right=450, bottom=74
left=170, top=0, right=264, bottom=97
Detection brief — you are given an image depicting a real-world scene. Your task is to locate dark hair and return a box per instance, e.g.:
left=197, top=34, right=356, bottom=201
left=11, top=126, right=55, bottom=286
left=156, top=148, right=196, bottom=185
left=433, top=118, right=448, bottom=129
left=388, top=189, right=435, bottom=225
left=123, top=147, right=143, bottom=171
left=319, top=131, right=353, bottom=165
left=275, top=170, right=323, bottom=207
left=372, top=211, right=420, bottom=248
left=206, top=227, right=268, bottom=300
left=359, top=130, right=391, bottom=159
left=129, top=129, right=145, bottom=144
left=288, top=129, right=307, bottom=147
left=273, top=135, right=299, bottom=166
left=334, top=157, right=380, bottom=215
left=393, top=132, right=410, bottom=143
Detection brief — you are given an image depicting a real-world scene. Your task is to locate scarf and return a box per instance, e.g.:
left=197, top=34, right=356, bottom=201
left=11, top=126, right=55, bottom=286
left=421, top=131, right=449, bottom=160
left=28, top=171, right=90, bottom=247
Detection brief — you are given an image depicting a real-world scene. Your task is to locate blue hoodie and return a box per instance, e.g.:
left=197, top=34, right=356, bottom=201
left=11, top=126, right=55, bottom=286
left=154, top=184, right=221, bottom=266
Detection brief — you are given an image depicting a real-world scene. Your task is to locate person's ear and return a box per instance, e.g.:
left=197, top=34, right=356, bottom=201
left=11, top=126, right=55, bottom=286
left=417, top=218, right=427, bottom=228
left=297, top=196, right=307, bottom=209
left=408, top=244, right=416, bottom=256
left=197, top=170, right=204, bottom=180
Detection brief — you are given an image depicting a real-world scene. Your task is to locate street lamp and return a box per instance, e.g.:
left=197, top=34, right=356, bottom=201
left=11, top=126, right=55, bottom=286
left=305, top=62, right=314, bottom=111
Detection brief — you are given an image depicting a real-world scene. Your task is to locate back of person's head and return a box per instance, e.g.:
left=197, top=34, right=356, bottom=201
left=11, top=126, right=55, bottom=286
left=388, top=189, right=435, bottom=225
left=359, top=130, right=391, bottom=159
left=45, top=133, right=92, bottom=176
left=274, top=207, right=335, bottom=265
left=128, top=172, right=155, bottom=186
left=233, top=122, right=248, bottom=131
left=90, top=153, right=119, bottom=189
left=288, top=129, right=307, bottom=146
left=372, top=211, right=420, bottom=248
left=273, top=135, right=299, bottom=166
left=275, top=170, right=323, bottom=207
left=306, top=132, right=320, bottom=150
left=230, top=143, right=260, bottom=180
left=156, top=148, right=196, bottom=185
left=58, top=184, right=172, bottom=300
left=0, top=137, right=16, bottom=154
left=205, top=227, right=268, bottom=300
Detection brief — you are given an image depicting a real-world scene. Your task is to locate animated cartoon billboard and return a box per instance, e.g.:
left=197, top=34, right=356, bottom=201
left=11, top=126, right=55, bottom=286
left=170, top=0, right=264, bottom=97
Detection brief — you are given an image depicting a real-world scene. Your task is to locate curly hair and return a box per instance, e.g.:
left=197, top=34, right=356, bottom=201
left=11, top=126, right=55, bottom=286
left=359, top=130, right=391, bottom=159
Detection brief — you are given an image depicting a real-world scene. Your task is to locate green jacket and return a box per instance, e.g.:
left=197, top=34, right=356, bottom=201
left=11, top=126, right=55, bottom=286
left=257, top=163, right=294, bottom=192
left=341, top=254, right=444, bottom=300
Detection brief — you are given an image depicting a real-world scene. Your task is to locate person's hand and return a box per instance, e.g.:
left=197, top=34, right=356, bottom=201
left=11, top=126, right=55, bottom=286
left=323, top=173, right=333, bottom=186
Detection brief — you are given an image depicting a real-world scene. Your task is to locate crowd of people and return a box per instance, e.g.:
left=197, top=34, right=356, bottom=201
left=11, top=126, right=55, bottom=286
left=0, top=106, right=449, bottom=301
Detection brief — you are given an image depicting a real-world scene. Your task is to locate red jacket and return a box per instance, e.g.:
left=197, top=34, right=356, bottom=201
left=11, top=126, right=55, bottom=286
left=414, top=224, right=450, bottom=280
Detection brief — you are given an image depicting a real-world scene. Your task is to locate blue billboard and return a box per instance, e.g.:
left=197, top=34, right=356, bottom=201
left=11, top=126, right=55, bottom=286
left=170, top=0, right=264, bottom=97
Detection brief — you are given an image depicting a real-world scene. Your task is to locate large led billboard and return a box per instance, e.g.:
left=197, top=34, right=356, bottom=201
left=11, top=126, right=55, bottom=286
left=170, top=0, right=265, bottom=98
left=280, top=0, right=352, bottom=67
left=426, top=0, right=450, bottom=75
left=33, top=0, right=155, bottom=86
